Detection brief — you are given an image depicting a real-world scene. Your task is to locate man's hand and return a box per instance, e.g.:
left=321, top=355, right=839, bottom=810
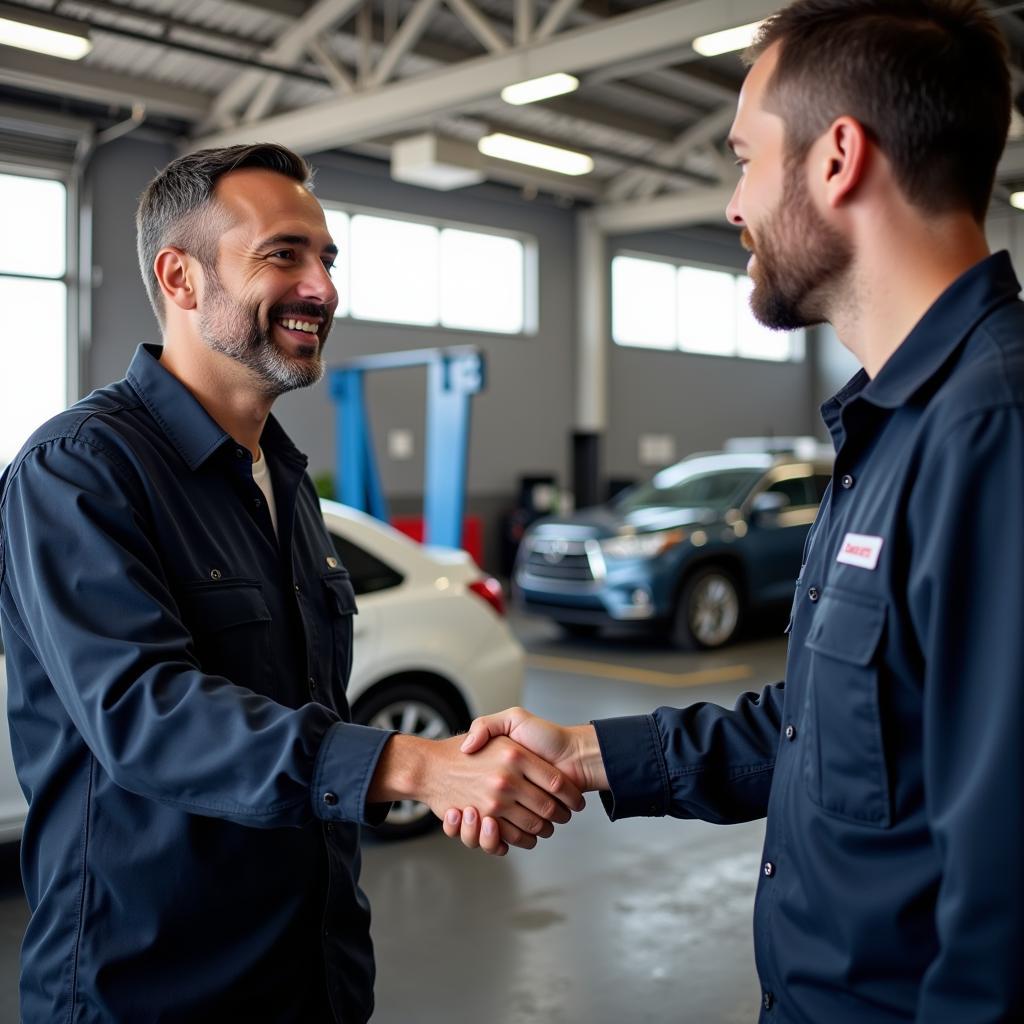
left=443, top=707, right=609, bottom=851
left=367, top=732, right=585, bottom=856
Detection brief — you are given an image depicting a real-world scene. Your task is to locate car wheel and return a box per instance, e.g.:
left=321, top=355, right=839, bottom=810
left=671, top=567, right=742, bottom=650
left=354, top=681, right=465, bottom=840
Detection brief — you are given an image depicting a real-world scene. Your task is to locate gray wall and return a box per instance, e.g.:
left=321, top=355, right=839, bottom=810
left=84, top=137, right=820, bottom=569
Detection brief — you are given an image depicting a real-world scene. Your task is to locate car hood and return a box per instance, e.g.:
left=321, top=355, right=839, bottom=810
left=529, top=504, right=716, bottom=541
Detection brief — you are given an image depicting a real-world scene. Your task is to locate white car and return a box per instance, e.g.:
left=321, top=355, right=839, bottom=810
left=0, top=500, right=524, bottom=842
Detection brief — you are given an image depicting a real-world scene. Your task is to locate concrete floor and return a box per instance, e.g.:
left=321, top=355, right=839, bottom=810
left=0, top=611, right=787, bottom=1023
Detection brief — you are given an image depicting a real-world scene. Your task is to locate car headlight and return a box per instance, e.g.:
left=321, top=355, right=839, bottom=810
left=600, top=529, right=686, bottom=560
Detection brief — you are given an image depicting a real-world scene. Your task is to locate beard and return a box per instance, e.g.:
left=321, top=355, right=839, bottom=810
left=199, top=273, right=328, bottom=397
left=743, top=158, right=853, bottom=331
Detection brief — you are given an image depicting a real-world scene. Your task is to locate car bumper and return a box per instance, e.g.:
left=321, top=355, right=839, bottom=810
left=515, top=562, right=669, bottom=622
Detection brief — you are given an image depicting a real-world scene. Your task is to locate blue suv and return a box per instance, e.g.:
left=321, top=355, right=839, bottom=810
left=514, top=447, right=833, bottom=649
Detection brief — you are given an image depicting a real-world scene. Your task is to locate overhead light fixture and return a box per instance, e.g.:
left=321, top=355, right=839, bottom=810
left=501, top=73, right=579, bottom=106
left=0, top=4, right=93, bottom=60
left=1010, top=191, right=1024, bottom=211
left=692, top=20, right=763, bottom=57
left=477, top=133, right=593, bottom=176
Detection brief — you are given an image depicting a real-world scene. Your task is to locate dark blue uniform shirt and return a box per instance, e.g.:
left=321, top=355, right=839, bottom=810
left=0, top=344, right=393, bottom=1023
left=594, top=253, right=1024, bottom=1023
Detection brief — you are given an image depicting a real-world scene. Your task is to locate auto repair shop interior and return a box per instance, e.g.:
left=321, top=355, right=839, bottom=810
left=1, top=1, right=1024, bottom=1022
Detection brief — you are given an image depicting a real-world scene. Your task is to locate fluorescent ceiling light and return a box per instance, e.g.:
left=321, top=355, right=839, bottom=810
left=0, top=5, right=92, bottom=60
left=692, top=20, right=762, bottom=57
left=477, top=133, right=593, bottom=176
left=1010, top=191, right=1024, bottom=211
left=501, top=73, right=579, bottom=106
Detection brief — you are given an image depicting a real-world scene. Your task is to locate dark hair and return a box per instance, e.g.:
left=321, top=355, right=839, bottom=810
left=745, top=0, right=1010, bottom=221
left=135, top=143, right=312, bottom=326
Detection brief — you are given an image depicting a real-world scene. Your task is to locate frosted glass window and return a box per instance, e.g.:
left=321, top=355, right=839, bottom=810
left=440, top=228, right=524, bottom=333
left=0, top=278, right=67, bottom=465
left=322, top=207, right=350, bottom=317
left=349, top=214, right=439, bottom=325
left=735, top=275, right=795, bottom=361
left=678, top=266, right=737, bottom=356
left=611, top=256, right=676, bottom=349
left=0, top=174, right=66, bottom=278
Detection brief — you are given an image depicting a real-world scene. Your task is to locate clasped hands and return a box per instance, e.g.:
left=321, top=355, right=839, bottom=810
left=441, top=707, right=607, bottom=857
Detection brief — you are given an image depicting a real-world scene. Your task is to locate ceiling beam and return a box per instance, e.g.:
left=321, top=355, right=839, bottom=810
left=594, top=182, right=738, bottom=233
left=445, top=0, right=509, bottom=53
left=190, top=0, right=775, bottom=153
left=606, top=103, right=736, bottom=200
left=203, top=0, right=366, bottom=129
left=0, top=43, right=210, bottom=122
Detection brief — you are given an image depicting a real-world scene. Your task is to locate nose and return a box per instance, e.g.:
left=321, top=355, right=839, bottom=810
left=726, top=178, right=744, bottom=227
left=296, top=257, right=338, bottom=307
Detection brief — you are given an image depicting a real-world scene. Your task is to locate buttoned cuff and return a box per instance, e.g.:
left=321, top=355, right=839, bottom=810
left=312, top=721, right=395, bottom=826
left=592, top=715, right=671, bottom=820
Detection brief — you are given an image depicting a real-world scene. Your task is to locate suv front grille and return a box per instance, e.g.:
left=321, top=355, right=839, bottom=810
left=523, top=539, right=595, bottom=582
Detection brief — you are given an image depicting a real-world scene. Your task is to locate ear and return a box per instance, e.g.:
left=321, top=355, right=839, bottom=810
left=153, top=247, right=199, bottom=313
left=817, top=116, right=870, bottom=209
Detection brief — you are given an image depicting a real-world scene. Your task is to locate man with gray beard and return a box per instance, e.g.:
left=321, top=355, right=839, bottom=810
left=0, top=144, right=582, bottom=1022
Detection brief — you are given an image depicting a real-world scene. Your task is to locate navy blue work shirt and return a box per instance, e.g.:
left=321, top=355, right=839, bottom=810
left=594, top=252, right=1024, bottom=1023
left=0, top=344, right=393, bottom=1022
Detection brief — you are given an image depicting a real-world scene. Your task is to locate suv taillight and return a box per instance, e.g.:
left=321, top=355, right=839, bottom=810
left=468, top=577, right=506, bottom=617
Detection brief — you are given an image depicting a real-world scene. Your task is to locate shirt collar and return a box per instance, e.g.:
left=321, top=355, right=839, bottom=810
left=124, top=344, right=307, bottom=471
left=819, top=251, right=1020, bottom=447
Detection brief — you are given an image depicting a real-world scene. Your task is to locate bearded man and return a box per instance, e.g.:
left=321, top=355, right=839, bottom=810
left=0, top=144, right=583, bottom=1022
left=447, top=2, right=1024, bottom=1021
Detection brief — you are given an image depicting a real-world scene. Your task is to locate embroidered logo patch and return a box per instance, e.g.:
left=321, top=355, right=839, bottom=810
left=836, top=533, right=884, bottom=570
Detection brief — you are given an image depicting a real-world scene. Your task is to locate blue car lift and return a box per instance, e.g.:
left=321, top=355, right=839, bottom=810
left=327, top=346, right=486, bottom=550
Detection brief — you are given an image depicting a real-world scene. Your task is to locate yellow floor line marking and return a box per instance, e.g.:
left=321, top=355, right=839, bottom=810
left=525, top=654, right=754, bottom=689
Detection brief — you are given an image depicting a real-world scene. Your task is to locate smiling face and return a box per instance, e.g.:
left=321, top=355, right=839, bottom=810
left=726, top=43, right=852, bottom=330
left=197, top=168, right=339, bottom=396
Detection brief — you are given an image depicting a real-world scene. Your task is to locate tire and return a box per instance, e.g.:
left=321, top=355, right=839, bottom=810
left=671, top=566, right=742, bottom=650
left=353, top=680, right=465, bottom=840
left=559, top=622, right=602, bottom=640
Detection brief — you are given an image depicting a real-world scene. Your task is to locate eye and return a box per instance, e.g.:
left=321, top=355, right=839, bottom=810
left=268, top=249, right=295, bottom=261
left=734, top=158, right=748, bottom=174
left=322, top=259, right=337, bottom=274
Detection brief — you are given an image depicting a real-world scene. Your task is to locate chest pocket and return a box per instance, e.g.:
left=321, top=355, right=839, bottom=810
left=802, top=589, right=891, bottom=827
left=178, top=579, right=273, bottom=694
left=321, top=570, right=358, bottom=694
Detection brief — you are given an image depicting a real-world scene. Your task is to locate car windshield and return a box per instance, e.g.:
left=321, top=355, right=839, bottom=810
left=614, top=458, right=766, bottom=513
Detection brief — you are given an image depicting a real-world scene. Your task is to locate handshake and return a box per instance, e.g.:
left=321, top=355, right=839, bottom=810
left=369, top=707, right=609, bottom=854
left=438, top=707, right=608, bottom=856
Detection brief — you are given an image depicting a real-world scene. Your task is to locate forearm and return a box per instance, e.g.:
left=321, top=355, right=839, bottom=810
left=565, top=724, right=608, bottom=792
left=366, top=733, right=431, bottom=804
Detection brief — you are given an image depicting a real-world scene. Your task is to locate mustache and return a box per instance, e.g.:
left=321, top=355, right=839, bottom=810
left=740, top=229, right=755, bottom=253
left=270, top=302, right=330, bottom=321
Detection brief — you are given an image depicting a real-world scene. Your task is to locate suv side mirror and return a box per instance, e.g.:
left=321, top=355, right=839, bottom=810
left=750, top=491, right=788, bottom=523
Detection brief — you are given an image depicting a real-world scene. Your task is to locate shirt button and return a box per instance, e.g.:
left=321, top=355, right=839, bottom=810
left=209, top=568, right=222, bottom=581
left=763, top=991, right=774, bottom=1011
left=323, top=791, right=338, bottom=806
left=253, top=497, right=262, bottom=507
left=309, top=676, right=318, bottom=694
left=234, top=447, right=245, bottom=459
left=294, top=583, right=301, bottom=593
left=763, top=861, right=775, bottom=878
left=785, top=724, right=796, bottom=741
left=841, top=474, right=855, bottom=489
left=808, top=587, right=820, bottom=602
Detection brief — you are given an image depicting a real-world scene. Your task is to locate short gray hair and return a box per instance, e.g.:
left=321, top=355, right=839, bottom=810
left=135, top=143, right=312, bottom=326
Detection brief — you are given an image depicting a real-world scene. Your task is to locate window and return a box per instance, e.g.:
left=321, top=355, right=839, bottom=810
left=0, top=171, right=69, bottom=466
left=611, top=253, right=804, bottom=361
left=322, top=204, right=531, bottom=335
left=329, top=534, right=404, bottom=595
left=765, top=476, right=815, bottom=508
